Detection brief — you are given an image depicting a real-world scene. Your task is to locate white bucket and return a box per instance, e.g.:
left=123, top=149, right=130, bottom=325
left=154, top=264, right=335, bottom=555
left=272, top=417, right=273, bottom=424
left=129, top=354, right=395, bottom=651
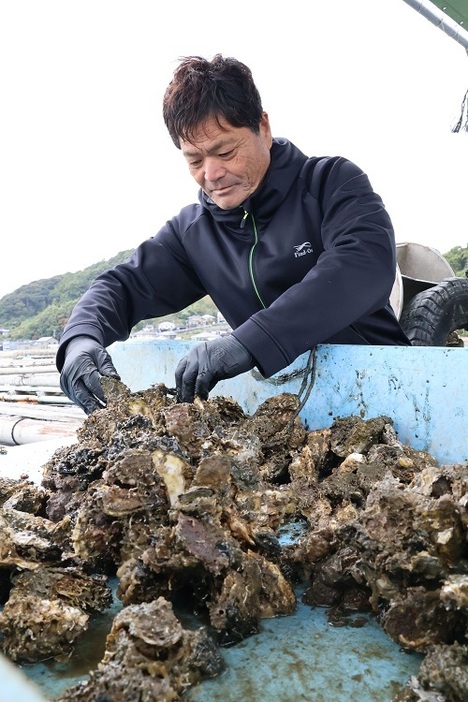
left=396, top=242, right=455, bottom=283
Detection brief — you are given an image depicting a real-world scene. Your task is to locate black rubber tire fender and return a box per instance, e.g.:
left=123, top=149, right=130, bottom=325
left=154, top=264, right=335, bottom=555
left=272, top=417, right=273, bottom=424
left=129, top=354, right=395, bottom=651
left=399, top=277, right=468, bottom=346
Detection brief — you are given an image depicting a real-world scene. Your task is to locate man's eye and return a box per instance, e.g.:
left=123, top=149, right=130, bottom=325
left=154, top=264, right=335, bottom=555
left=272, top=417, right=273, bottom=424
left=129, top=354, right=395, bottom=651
left=189, top=160, right=202, bottom=168
left=219, top=150, right=234, bottom=159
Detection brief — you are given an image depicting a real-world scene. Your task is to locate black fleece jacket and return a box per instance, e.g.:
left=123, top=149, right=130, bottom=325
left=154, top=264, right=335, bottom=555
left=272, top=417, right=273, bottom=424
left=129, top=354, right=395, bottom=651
left=56, top=138, right=410, bottom=375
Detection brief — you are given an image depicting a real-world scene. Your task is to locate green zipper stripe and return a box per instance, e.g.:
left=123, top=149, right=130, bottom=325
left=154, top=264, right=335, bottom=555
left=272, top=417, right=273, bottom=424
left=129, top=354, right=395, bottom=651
left=247, top=212, right=266, bottom=309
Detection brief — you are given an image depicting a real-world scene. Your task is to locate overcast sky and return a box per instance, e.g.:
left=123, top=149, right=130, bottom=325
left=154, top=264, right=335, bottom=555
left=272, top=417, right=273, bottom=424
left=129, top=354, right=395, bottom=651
left=0, top=0, right=467, bottom=300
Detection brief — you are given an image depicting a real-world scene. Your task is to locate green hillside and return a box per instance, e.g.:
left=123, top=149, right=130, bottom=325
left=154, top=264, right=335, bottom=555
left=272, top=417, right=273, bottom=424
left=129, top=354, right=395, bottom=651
left=0, top=250, right=217, bottom=341
left=0, top=251, right=131, bottom=340
left=0, top=245, right=466, bottom=341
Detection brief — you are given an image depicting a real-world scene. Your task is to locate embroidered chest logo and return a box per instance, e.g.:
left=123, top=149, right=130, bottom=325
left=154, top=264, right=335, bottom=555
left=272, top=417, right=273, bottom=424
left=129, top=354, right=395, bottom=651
left=293, top=241, right=313, bottom=258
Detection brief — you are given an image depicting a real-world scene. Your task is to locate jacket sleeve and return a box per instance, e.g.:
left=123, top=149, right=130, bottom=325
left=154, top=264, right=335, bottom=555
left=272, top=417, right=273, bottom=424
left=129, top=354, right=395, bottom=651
left=56, top=213, right=206, bottom=369
left=233, top=158, right=399, bottom=376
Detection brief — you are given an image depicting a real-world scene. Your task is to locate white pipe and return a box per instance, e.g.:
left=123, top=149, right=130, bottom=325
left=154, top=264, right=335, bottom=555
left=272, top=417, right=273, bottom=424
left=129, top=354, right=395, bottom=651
left=0, top=374, right=60, bottom=387
left=0, top=393, right=73, bottom=404
left=0, top=416, right=81, bottom=446
left=402, top=0, right=468, bottom=51
left=0, top=365, right=58, bottom=375
left=0, top=403, right=83, bottom=420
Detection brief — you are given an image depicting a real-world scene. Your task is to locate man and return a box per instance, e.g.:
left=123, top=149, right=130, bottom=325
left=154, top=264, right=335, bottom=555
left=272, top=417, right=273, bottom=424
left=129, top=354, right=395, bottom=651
left=57, top=54, right=410, bottom=414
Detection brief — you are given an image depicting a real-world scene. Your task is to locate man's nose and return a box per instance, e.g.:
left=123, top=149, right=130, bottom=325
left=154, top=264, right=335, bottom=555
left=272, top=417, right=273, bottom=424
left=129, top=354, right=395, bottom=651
left=204, top=158, right=226, bottom=183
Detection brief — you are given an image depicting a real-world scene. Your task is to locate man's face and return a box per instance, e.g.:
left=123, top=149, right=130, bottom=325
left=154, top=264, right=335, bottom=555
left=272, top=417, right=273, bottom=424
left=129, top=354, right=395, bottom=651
left=180, top=113, right=272, bottom=210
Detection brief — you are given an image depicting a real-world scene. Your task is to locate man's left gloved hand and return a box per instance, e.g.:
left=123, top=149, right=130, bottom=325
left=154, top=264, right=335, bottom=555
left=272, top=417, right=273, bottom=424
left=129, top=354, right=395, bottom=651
left=175, top=335, right=255, bottom=403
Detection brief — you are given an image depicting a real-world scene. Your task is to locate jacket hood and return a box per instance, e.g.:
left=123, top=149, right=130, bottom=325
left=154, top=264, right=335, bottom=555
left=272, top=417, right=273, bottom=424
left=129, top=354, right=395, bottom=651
left=198, top=138, right=308, bottom=227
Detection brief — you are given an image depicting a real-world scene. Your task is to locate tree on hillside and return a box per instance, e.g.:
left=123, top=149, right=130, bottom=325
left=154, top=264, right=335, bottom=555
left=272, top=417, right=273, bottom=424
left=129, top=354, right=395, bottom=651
left=0, top=276, right=63, bottom=326
left=9, top=303, right=71, bottom=340
left=444, top=245, right=467, bottom=277
left=51, top=251, right=133, bottom=306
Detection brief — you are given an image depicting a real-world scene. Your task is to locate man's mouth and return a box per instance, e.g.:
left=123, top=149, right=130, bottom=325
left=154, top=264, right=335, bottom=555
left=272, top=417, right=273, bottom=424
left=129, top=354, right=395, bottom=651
left=211, top=185, right=234, bottom=196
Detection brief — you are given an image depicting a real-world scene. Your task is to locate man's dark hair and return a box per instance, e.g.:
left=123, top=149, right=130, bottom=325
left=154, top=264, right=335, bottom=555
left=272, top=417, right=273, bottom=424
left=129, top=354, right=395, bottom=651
left=163, top=54, right=264, bottom=149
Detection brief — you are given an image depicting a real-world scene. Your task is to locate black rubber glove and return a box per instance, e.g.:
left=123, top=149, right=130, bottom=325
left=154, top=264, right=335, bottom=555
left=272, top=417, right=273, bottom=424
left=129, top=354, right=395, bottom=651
left=60, top=336, right=121, bottom=414
left=175, top=335, right=255, bottom=403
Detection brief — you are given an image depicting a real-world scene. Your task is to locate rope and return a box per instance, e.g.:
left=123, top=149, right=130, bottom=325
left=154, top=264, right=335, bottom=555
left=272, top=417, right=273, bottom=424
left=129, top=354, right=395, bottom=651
left=285, top=348, right=317, bottom=431
left=250, top=365, right=308, bottom=385
left=295, top=348, right=317, bottom=413
left=10, top=417, right=24, bottom=446
left=249, top=348, right=318, bottom=431
left=452, top=89, right=468, bottom=133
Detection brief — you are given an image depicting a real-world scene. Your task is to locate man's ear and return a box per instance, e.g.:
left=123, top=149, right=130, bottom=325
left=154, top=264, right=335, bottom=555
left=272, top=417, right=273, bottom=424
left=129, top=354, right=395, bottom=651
left=260, top=112, right=273, bottom=147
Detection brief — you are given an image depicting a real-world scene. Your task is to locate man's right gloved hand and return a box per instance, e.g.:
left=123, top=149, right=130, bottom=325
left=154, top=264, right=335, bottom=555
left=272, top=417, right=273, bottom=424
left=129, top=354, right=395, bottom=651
left=59, top=336, right=120, bottom=414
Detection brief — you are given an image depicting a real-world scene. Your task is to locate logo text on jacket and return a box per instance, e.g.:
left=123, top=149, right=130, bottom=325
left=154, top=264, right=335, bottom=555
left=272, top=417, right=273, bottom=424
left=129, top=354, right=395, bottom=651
left=294, top=241, right=313, bottom=258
